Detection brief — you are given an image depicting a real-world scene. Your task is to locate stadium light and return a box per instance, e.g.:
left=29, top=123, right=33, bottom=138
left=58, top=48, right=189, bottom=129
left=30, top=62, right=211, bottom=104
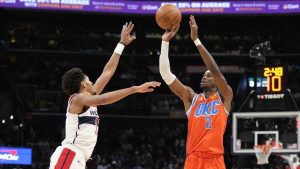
left=10, top=115, right=14, bottom=120
left=2, top=119, right=5, bottom=124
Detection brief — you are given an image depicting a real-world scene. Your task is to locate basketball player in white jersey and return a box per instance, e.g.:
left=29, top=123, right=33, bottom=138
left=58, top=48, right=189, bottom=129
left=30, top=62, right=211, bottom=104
left=49, top=22, right=161, bottom=169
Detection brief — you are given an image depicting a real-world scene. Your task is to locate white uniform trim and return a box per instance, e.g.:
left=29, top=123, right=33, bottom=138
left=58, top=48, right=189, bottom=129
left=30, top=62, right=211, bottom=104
left=186, top=94, right=198, bottom=117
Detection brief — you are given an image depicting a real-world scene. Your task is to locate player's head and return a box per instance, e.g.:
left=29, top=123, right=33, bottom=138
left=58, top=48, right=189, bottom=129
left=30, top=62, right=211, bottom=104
left=200, top=70, right=217, bottom=92
left=62, top=68, right=95, bottom=95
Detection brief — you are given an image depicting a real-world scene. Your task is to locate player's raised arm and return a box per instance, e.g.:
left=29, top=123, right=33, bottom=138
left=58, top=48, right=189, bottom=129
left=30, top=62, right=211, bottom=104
left=159, top=26, right=195, bottom=111
left=93, top=22, right=136, bottom=95
left=76, top=81, right=161, bottom=107
left=189, top=15, right=233, bottom=111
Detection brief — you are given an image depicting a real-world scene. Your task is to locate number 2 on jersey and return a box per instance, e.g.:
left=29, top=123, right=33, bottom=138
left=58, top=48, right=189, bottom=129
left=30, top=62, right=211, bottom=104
left=205, top=116, right=212, bottom=129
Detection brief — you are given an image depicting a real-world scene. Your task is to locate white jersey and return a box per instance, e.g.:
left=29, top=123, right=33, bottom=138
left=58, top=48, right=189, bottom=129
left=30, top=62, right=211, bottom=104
left=61, top=94, right=99, bottom=161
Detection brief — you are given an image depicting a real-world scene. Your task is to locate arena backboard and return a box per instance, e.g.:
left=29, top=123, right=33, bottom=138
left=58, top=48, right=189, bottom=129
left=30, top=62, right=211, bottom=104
left=232, top=112, right=300, bottom=154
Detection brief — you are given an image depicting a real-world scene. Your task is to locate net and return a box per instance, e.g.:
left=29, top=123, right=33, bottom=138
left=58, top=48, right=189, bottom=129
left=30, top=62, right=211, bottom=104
left=254, top=144, right=272, bottom=165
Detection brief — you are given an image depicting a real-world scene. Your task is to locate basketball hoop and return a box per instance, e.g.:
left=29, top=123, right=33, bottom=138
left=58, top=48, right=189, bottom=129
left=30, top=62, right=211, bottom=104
left=254, top=144, right=273, bottom=165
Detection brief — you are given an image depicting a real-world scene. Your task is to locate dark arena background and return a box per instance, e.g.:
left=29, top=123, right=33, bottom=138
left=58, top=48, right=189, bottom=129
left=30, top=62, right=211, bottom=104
left=1, top=0, right=300, bottom=169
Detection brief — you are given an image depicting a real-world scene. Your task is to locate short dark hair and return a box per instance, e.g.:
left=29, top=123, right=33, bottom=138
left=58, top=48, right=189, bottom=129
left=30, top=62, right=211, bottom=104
left=62, top=68, right=85, bottom=95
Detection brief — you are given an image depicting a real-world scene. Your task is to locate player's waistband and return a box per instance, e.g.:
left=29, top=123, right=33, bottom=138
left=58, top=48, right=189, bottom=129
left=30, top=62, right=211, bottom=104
left=187, top=151, right=223, bottom=158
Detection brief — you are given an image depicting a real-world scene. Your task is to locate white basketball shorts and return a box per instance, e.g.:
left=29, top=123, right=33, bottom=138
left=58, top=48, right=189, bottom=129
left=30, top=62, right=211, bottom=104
left=49, top=144, right=86, bottom=169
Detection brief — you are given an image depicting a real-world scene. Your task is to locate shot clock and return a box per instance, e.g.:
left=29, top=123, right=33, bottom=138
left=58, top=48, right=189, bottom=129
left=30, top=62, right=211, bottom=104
left=263, top=67, right=283, bottom=93
left=247, top=66, right=286, bottom=111
left=248, top=66, right=285, bottom=100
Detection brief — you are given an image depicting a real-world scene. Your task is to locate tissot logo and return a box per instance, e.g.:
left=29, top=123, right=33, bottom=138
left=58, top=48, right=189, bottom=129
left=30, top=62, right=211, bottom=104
left=257, top=94, right=285, bottom=99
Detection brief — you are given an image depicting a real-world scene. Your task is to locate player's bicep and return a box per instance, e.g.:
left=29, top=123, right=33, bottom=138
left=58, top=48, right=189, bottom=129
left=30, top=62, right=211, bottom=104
left=77, top=93, right=103, bottom=107
left=168, top=78, right=195, bottom=104
left=94, top=72, right=111, bottom=95
left=219, top=87, right=233, bottom=113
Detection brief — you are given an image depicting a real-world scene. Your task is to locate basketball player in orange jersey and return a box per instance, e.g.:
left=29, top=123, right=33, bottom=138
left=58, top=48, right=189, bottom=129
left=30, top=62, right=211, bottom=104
left=159, top=15, right=233, bottom=169
left=49, top=22, right=161, bottom=169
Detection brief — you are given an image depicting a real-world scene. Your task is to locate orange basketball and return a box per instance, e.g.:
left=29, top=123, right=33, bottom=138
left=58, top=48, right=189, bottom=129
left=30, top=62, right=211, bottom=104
left=155, top=4, right=182, bottom=30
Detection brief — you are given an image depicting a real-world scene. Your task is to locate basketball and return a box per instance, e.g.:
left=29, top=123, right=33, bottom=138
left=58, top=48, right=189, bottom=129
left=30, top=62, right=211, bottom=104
left=155, top=4, right=182, bottom=30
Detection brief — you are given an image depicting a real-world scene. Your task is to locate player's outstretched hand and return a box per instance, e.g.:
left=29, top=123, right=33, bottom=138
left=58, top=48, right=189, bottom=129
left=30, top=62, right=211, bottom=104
left=135, top=81, right=161, bottom=93
left=189, top=15, right=199, bottom=41
left=120, top=22, right=136, bottom=45
left=162, top=25, right=180, bottom=42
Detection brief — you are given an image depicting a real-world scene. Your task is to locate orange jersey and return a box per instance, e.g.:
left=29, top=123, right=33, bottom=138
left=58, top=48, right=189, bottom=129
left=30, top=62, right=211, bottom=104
left=186, top=92, right=228, bottom=156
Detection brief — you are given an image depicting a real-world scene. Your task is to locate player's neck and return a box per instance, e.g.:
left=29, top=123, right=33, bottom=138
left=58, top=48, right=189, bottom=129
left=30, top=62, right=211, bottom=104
left=203, top=89, right=217, bottom=99
left=79, top=88, right=86, bottom=94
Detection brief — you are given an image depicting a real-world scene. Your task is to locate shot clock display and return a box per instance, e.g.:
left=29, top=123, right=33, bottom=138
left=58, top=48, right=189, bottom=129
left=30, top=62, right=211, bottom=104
left=263, top=66, right=284, bottom=93
left=248, top=66, right=285, bottom=100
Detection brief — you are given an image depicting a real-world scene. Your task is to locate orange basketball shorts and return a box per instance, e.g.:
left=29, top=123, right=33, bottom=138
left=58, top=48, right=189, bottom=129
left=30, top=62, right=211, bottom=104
left=184, top=153, right=226, bottom=169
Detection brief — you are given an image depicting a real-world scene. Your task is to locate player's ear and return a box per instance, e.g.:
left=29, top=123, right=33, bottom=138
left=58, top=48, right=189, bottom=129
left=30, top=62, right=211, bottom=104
left=81, top=81, right=86, bottom=88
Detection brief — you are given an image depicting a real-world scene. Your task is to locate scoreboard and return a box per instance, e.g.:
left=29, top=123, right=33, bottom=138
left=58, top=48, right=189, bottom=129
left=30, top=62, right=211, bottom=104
left=263, top=67, right=283, bottom=93
left=248, top=66, right=285, bottom=100
left=258, top=66, right=285, bottom=99
left=247, top=66, right=287, bottom=111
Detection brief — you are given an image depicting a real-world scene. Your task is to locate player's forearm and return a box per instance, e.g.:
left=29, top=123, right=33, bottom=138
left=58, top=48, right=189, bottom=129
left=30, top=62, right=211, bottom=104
left=196, top=43, right=233, bottom=100
left=96, top=53, right=120, bottom=81
left=98, top=86, right=137, bottom=105
left=94, top=43, right=125, bottom=95
left=101, top=43, right=125, bottom=77
left=196, top=44, right=221, bottom=74
left=104, top=53, right=121, bottom=73
left=94, top=54, right=120, bottom=94
left=159, top=41, right=176, bottom=85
